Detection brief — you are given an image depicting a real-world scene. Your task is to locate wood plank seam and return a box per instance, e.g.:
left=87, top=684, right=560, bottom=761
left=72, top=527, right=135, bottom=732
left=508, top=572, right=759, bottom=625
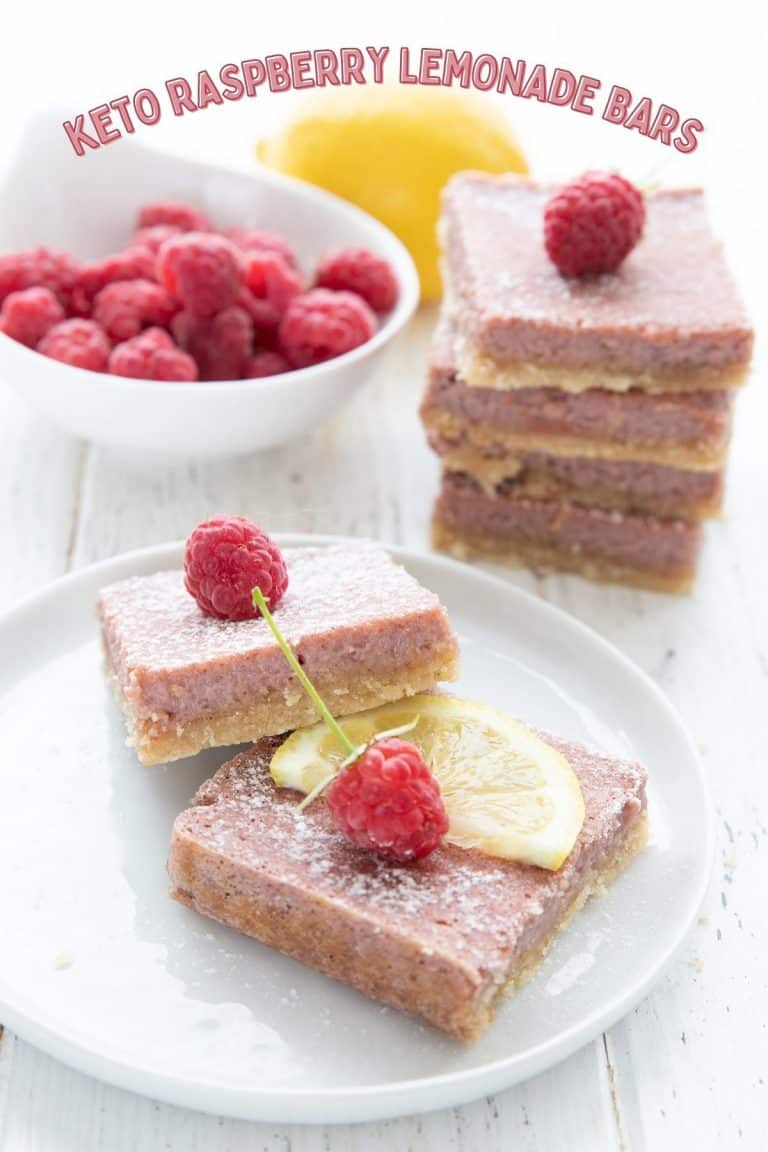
left=602, top=1033, right=630, bottom=1151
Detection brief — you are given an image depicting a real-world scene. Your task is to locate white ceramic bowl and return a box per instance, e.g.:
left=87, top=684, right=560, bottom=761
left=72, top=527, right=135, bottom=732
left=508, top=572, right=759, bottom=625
left=0, top=117, right=419, bottom=457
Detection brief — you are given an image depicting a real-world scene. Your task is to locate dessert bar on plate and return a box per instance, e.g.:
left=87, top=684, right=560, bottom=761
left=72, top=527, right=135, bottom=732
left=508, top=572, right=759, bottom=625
left=168, top=732, right=647, bottom=1040
left=441, top=174, right=753, bottom=394
left=98, top=544, right=459, bottom=765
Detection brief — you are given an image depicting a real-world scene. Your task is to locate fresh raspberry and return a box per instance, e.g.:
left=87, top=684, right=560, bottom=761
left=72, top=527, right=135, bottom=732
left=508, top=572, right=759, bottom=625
left=76, top=247, right=157, bottom=303
left=237, top=287, right=281, bottom=333
left=316, top=247, right=399, bottom=313
left=183, top=515, right=288, bottom=620
left=544, top=171, right=645, bottom=277
left=93, top=279, right=178, bottom=341
left=326, top=738, right=449, bottom=863
left=0, top=247, right=79, bottom=306
left=243, top=350, right=290, bottom=378
left=244, top=250, right=303, bottom=315
left=133, top=224, right=183, bottom=253
left=279, top=289, right=377, bottom=368
left=157, top=233, right=243, bottom=318
left=222, top=227, right=299, bottom=268
left=172, top=305, right=253, bottom=380
left=137, top=201, right=210, bottom=233
left=0, top=287, right=65, bottom=348
left=129, top=326, right=173, bottom=350
left=108, top=327, right=198, bottom=381
left=66, top=291, right=92, bottom=318
left=37, top=318, right=110, bottom=372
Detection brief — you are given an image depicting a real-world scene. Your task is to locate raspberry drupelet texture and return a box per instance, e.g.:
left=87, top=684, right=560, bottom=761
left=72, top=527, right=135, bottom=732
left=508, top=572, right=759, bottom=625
left=244, top=250, right=303, bottom=315
left=222, top=227, right=299, bottom=268
left=0, top=287, right=65, bottom=347
left=108, top=327, right=198, bottom=381
left=0, top=247, right=80, bottom=306
left=133, top=225, right=183, bottom=254
left=137, top=202, right=210, bottom=233
left=184, top=515, right=288, bottom=620
left=543, top=171, right=645, bottom=277
left=316, top=247, right=399, bottom=313
left=279, top=288, right=377, bottom=368
left=326, top=737, right=449, bottom=863
left=93, top=279, right=179, bottom=341
left=243, top=350, right=290, bottom=378
left=172, top=305, right=254, bottom=380
left=237, top=287, right=281, bottom=333
left=76, top=247, right=157, bottom=304
left=38, top=318, right=111, bottom=372
left=157, top=233, right=243, bottom=318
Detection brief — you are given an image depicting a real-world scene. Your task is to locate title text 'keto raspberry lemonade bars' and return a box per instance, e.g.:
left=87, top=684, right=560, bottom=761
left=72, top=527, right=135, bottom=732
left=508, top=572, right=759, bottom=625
left=422, top=171, right=753, bottom=591
left=97, top=516, right=648, bottom=1039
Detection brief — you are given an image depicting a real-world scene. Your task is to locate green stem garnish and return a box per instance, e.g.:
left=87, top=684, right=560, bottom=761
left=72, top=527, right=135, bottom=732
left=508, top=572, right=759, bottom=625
left=252, top=584, right=420, bottom=810
left=296, top=717, right=420, bottom=812
left=252, top=586, right=357, bottom=757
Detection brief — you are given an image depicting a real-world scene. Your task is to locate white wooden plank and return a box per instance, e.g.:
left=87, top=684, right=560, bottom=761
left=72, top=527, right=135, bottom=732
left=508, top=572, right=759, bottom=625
left=0, top=1029, right=15, bottom=1150
left=0, top=384, right=84, bottom=603
left=0, top=1038, right=621, bottom=1152
left=0, top=382, right=85, bottom=1149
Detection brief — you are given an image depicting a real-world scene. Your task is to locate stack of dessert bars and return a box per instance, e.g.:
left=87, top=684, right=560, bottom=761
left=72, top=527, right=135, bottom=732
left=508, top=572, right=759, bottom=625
left=421, top=173, right=753, bottom=592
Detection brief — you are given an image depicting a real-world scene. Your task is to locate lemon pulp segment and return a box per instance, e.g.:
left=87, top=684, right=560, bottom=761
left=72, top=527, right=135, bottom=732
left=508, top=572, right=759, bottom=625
left=270, top=695, right=585, bottom=870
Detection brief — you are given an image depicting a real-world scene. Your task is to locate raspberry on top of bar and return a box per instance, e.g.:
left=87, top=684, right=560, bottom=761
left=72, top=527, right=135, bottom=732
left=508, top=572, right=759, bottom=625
left=98, top=543, right=459, bottom=765
left=442, top=174, right=753, bottom=390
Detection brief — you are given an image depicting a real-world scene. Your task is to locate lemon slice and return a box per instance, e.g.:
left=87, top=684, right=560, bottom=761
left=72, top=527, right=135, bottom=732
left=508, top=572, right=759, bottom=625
left=270, top=696, right=584, bottom=870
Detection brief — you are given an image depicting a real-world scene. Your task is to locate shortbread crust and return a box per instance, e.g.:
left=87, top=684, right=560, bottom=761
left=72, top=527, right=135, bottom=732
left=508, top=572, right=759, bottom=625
left=106, top=649, right=457, bottom=766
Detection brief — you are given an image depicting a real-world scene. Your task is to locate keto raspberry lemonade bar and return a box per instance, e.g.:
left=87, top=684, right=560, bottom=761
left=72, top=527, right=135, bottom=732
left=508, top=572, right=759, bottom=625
left=441, top=175, right=753, bottom=394
left=169, top=733, right=647, bottom=1040
left=98, top=544, right=459, bottom=765
left=422, top=318, right=732, bottom=475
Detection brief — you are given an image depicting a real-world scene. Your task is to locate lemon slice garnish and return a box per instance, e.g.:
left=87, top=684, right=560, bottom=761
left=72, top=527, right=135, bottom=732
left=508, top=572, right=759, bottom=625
left=270, top=695, right=585, bottom=870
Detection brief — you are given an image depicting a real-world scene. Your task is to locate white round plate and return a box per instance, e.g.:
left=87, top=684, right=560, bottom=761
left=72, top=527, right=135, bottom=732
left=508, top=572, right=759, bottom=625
left=0, top=536, right=713, bottom=1124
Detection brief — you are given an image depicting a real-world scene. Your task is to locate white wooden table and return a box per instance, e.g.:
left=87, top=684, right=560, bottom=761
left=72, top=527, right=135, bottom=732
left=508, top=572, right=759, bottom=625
left=1, top=18, right=767, bottom=1141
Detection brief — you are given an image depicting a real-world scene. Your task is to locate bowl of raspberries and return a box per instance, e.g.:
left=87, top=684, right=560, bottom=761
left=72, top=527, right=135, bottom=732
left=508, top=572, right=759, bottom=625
left=0, top=130, right=418, bottom=456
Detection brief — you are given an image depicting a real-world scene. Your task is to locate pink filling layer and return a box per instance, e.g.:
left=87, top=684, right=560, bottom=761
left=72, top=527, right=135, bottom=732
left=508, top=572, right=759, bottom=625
left=98, top=545, right=456, bottom=724
left=425, top=321, right=732, bottom=448
left=443, top=175, right=753, bottom=371
left=437, top=474, right=700, bottom=573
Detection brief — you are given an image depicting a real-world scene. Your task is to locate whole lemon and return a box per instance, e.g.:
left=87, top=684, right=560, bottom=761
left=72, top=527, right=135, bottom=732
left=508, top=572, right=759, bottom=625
left=256, top=87, right=528, bottom=300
